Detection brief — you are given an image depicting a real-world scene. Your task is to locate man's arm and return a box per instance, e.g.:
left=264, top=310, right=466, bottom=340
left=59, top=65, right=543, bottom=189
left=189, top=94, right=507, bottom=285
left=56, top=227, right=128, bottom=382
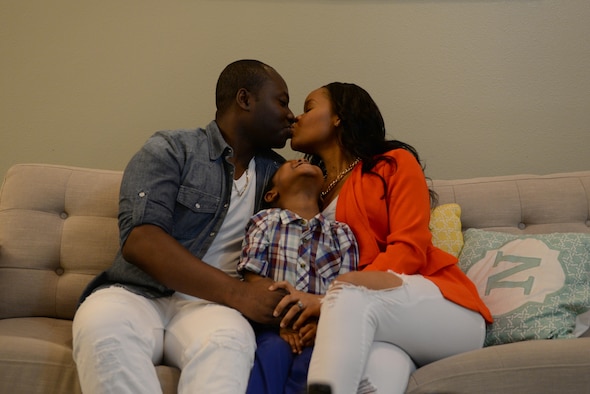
left=122, top=224, right=285, bottom=324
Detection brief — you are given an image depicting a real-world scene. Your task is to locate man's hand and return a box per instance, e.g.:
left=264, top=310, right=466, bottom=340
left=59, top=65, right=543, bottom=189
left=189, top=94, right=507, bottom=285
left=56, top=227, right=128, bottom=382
left=230, top=278, right=288, bottom=325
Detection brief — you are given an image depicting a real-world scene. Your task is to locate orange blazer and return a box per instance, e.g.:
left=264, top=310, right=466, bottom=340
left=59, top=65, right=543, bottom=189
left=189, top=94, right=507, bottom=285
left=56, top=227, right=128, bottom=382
left=337, top=149, right=493, bottom=323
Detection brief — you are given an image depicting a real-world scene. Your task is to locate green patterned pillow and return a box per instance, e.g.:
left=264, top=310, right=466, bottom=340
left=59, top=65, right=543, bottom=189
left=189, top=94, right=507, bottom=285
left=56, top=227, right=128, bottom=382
left=459, top=229, right=590, bottom=346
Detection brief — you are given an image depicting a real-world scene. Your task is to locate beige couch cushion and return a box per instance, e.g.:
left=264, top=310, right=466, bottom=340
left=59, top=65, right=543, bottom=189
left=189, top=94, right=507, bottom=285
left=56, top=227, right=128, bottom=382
left=0, top=317, right=81, bottom=394
left=2, top=164, right=589, bottom=394
left=0, top=164, right=122, bottom=320
left=432, top=172, right=590, bottom=234
left=407, top=337, right=590, bottom=394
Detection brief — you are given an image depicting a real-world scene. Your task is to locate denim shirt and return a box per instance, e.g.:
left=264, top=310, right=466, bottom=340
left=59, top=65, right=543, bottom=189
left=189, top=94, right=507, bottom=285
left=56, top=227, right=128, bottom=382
left=81, top=121, right=284, bottom=300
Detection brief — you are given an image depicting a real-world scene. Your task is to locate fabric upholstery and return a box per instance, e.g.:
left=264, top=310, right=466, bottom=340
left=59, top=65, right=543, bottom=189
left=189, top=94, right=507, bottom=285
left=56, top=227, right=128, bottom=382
left=432, top=172, right=590, bottom=234
left=407, top=337, right=590, bottom=394
left=0, top=164, right=121, bottom=320
left=1, top=164, right=590, bottom=394
left=430, top=203, right=463, bottom=257
left=459, top=229, right=590, bottom=346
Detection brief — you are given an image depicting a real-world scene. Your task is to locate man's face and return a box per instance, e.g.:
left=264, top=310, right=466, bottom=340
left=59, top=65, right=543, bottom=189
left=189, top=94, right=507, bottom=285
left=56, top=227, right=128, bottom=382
left=249, top=71, right=294, bottom=149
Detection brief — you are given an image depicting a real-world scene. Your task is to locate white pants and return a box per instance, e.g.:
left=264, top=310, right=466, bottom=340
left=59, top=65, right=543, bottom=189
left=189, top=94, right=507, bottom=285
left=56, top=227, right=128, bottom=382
left=72, top=286, right=255, bottom=394
left=307, top=274, right=485, bottom=394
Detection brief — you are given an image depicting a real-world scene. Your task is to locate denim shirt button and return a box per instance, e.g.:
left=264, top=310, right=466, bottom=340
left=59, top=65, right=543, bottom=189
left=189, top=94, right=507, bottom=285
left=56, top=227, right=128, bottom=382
left=224, top=203, right=229, bottom=209
left=138, top=191, right=146, bottom=198
left=209, top=232, right=216, bottom=237
left=195, top=203, right=201, bottom=209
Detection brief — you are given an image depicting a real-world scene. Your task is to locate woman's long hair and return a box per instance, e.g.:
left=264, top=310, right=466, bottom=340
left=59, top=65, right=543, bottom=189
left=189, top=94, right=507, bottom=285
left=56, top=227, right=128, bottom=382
left=306, top=82, right=437, bottom=206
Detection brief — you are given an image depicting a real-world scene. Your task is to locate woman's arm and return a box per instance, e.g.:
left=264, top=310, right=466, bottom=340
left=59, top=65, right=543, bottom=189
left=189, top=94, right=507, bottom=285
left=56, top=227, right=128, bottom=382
left=334, top=271, right=403, bottom=290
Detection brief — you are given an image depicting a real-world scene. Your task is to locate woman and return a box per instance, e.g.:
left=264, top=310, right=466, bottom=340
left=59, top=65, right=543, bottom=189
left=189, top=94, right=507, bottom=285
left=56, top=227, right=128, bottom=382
left=272, top=82, right=492, bottom=394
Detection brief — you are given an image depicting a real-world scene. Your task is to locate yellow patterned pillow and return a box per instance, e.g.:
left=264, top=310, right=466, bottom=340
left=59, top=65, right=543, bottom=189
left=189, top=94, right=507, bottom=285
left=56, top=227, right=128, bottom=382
left=430, top=203, right=463, bottom=257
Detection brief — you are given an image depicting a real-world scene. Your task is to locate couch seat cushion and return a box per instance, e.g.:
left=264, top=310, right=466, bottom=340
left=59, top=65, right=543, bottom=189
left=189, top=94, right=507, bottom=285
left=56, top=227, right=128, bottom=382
left=406, top=338, right=590, bottom=394
left=0, top=317, right=81, bottom=394
left=0, top=317, right=180, bottom=393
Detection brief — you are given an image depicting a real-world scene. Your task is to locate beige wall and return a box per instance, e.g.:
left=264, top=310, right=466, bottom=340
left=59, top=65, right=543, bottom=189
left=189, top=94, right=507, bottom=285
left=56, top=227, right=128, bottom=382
left=2, top=0, right=589, bottom=180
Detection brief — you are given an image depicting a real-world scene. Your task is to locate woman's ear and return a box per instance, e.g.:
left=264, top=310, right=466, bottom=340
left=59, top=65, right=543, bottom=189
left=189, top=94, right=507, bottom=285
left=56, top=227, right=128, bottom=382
left=334, top=117, right=341, bottom=127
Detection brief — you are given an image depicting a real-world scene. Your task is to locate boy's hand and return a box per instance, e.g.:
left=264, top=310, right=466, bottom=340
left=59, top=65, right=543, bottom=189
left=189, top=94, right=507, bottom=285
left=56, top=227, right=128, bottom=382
left=280, top=327, right=303, bottom=354
left=299, top=321, right=317, bottom=347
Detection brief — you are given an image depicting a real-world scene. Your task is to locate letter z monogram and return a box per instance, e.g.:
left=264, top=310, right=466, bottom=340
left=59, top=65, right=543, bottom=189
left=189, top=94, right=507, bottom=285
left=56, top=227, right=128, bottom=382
left=485, top=251, right=542, bottom=296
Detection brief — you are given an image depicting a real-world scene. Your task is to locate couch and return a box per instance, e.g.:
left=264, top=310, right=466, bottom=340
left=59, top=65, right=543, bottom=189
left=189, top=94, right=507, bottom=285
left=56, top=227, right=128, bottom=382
left=1, top=163, right=589, bottom=394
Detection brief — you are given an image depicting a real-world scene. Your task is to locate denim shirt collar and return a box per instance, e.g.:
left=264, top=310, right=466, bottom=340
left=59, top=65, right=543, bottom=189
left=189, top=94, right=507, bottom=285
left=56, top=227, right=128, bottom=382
left=205, top=120, right=232, bottom=161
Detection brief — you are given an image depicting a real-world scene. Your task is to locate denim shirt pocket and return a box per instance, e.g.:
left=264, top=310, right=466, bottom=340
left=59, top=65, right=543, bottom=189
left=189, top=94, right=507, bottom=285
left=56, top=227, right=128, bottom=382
left=173, top=185, right=221, bottom=240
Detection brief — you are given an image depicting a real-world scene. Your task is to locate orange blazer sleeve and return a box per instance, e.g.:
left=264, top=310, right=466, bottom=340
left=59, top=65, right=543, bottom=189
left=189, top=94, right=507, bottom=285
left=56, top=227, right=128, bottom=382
left=337, top=149, right=454, bottom=274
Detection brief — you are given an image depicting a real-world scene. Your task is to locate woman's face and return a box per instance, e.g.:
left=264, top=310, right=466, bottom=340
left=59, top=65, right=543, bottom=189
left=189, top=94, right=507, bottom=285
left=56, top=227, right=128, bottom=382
left=290, top=87, right=340, bottom=154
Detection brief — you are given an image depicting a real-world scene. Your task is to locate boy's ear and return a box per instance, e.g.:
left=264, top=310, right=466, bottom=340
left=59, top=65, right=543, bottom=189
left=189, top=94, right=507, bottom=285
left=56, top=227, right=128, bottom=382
left=236, top=88, right=251, bottom=110
left=264, top=189, right=279, bottom=204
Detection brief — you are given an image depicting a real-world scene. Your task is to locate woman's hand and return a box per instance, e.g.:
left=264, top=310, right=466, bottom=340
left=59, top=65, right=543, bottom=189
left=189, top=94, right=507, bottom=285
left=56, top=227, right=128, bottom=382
left=269, top=281, right=322, bottom=330
left=334, top=271, right=403, bottom=290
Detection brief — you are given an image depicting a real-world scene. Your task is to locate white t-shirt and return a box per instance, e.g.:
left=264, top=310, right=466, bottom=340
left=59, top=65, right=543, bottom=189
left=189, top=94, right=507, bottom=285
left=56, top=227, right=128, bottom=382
left=176, top=159, right=256, bottom=302
left=202, top=158, right=257, bottom=278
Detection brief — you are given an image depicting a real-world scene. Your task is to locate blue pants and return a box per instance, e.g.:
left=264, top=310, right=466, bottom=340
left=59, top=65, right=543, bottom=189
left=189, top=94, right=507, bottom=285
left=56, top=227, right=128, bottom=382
left=247, top=329, right=313, bottom=394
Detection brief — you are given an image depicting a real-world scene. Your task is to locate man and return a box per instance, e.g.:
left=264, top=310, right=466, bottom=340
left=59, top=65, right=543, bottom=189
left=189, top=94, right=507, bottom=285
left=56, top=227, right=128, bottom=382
left=73, top=59, right=295, bottom=393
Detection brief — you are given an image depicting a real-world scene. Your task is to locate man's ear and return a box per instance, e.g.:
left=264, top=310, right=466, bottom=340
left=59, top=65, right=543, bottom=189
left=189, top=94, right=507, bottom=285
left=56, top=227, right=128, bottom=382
left=264, top=189, right=279, bottom=204
left=334, top=117, right=341, bottom=127
left=236, top=88, right=251, bottom=111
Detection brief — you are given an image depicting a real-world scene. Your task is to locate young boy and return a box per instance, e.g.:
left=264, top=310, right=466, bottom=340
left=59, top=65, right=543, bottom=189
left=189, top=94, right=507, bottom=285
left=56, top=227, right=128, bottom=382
left=238, top=158, right=358, bottom=394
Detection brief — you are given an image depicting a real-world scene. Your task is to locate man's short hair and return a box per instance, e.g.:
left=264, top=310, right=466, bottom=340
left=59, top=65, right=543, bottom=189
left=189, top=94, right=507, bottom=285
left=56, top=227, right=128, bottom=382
left=215, top=59, right=274, bottom=115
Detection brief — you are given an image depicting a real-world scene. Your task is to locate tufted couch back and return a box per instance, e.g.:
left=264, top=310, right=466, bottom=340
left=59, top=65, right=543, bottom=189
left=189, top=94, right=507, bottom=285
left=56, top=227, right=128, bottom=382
left=1, top=164, right=590, bottom=322
left=0, top=164, right=122, bottom=320
left=433, top=172, right=590, bottom=235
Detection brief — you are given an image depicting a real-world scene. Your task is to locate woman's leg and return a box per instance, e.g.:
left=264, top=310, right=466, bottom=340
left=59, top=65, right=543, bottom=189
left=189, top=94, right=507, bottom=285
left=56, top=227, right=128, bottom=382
left=308, top=275, right=485, bottom=393
left=362, top=342, right=416, bottom=394
left=370, top=274, right=485, bottom=367
left=307, top=284, right=380, bottom=394
left=164, top=295, right=256, bottom=394
left=72, top=287, right=167, bottom=394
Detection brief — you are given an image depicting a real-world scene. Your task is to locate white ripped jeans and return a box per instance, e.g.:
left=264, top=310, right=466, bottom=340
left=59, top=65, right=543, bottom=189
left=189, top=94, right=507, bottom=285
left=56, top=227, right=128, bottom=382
left=72, top=286, right=255, bottom=394
left=307, top=274, right=486, bottom=394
